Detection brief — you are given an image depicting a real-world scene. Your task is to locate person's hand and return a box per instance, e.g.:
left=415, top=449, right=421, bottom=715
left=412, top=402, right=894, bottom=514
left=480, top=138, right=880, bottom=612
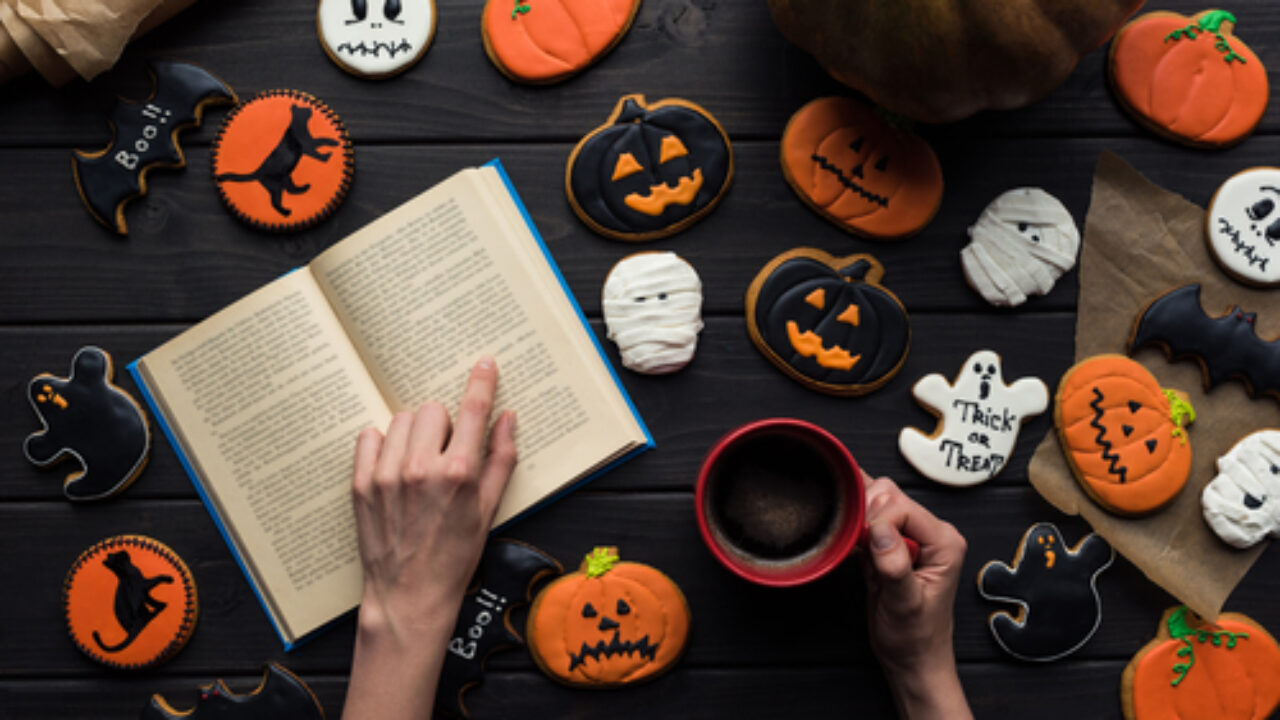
left=862, top=475, right=972, bottom=720
left=343, top=356, right=517, bottom=720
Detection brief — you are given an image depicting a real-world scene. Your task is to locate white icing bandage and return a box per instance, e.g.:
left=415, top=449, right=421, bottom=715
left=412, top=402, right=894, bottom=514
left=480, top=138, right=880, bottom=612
left=961, top=188, right=1079, bottom=307
left=603, top=252, right=703, bottom=374
left=1203, top=429, right=1280, bottom=548
left=317, top=0, right=436, bottom=78
left=1206, top=168, right=1280, bottom=286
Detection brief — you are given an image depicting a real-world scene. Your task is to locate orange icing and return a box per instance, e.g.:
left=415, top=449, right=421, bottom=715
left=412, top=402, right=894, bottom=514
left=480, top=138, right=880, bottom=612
left=780, top=96, right=943, bottom=240
left=1110, top=10, right=1268, bottom=147
left=482, top=0, right=640, bottom=84
left=786, top=322, right=860, bottom=371
left=623, top=168, right=704, bottom=216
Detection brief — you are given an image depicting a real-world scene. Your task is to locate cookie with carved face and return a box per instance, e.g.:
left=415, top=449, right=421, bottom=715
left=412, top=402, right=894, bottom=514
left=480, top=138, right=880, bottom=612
left=316, top=0, right=437, bottom=78
left=1206, top=168, right=1280, bottom=286
left=1203, top=429, right=1280, bottom=548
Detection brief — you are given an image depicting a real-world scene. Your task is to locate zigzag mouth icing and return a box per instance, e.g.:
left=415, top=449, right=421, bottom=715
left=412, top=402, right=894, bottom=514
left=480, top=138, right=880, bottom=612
left=1089, top=388, right=1127, bottom=483
left=568, top=630, right=659, bottom=672
left=624, top=169, right=704, bottom=216
left=811, top=153, right=888, bottom=207
left=336, top=40, right=413, bottom=58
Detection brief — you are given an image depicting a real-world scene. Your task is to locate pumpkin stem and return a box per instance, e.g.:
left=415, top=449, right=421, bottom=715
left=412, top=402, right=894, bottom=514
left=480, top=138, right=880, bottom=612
left=1166, top=606, right=1250, bottom=687
left=584, top=547, right=620, bottom=578
left=1163, top=389, right=1195, bottom=445
left=511, top=0, right=531, bottom=19
left=1164, top=10, right=1246, bottom=65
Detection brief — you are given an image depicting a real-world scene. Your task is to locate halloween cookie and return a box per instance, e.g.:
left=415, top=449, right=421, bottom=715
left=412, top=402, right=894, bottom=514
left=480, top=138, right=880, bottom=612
left=141, top=663, right=324, bottom=719
left=440, top=539, right=562, bottom=718
left=602, top=251, right=703, bottom=375
left=1206, top=168, right=1280, bottom=286
left=1055, top=355, right=1195, bottom=516
left=745, top=249, right=910, bottom=397
left=526, top=547, right=690, bottom=687
left=482, top=0, right=640, bottom=84
left=1129, top=283, right=1280, bottom=400
left=1109, top=9, right=1268, bottom=148
left=211, top=90, right=353, bottom=232
left=64, top=534, right=197, bottom=670
left=1121, top=606, right=1280, bottom=720
left=317, top=0, right=437, bottom=78
left=779, top=96, right=943, bottom=240
left=73, top=60, right=236, bottom=235
left=898, top=350, right=1048, bottom=487
left=24, top=346, right=150, bottom=501
left=566, top=95, right=733, bottom=241
left=960, top=188, right=1080, bottom=307
left=978, top=522, right=1114, bottom=662
left=1202, top=429, right=1280, bottom=549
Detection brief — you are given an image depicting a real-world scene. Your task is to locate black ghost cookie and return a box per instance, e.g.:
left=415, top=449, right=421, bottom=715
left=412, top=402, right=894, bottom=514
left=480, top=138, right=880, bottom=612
left=977, top=522, right=1114, bottom=662
left=73, top=60, right=237, bottom=235
left=141, top=663, right=324, bottom=719
left=438, top=539, right=562, bottom=718
left=745, top=248, right=910, bottom=396
left=25, top=346, right=150, bottom=501
left=566, top=94, right=734, bottom=241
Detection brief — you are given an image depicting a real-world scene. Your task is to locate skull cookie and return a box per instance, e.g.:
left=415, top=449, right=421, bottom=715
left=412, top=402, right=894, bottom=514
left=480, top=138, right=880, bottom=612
left=1202, top=429, right=1280, bottom=548
left=602, top=252, right=703, bottom=374
left=1206, top=168, right=1280, bottom=286
left=960, top=188, right=1080, bottom=307
left=317, top=0, right=437, bottom=78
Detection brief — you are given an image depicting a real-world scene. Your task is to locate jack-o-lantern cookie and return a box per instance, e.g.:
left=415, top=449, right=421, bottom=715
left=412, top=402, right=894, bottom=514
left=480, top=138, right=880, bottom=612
left=780, top=96, right=943, bottom=240
left=1202, top=429, right=1280, bottom=549
left=24, top=346, right=150, bottom=501
left=566, top=95, right=733, bottom=241
left=141, top=664, right=324, bottom=719
left=602, top=251, right=703, bottom=374
left=64, top=534, right=197, bottom=670
left=1206, top=168, right=1280, bottom=286
left=212, top=90, right=353, bottom=232
left=961, top=188, right=1080, bottom=307
left=1109, top=9, right=1268, bottom=148
left=317, top=0, right=437, bottom=78
left=1055, top=355, right=1195, bottom=516
left=746, top=248, right=910, bottom=397
left=482, top=0, right=641, bottom=84
left=1121, top=606, right=1280, bottom=720
left=526, top=547, right=690, bottom=687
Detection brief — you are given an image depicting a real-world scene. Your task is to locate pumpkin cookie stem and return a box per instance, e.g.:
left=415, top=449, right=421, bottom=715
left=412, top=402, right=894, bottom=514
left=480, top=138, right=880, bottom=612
left=512, top=0, right=530, bottom=19
left=1162, top=390, right=1195, bottom=445
left=1164, top=10, right=1246, bottom=65
left=1167, top=606, right=1249, bottom=687
left=584, top=547, right=620, bottom=577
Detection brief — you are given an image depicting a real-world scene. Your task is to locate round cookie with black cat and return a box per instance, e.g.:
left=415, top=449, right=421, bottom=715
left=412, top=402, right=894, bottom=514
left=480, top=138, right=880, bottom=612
left=212, top=89, right=353, bottom=232
left=64, top=534, right=197, bottom=669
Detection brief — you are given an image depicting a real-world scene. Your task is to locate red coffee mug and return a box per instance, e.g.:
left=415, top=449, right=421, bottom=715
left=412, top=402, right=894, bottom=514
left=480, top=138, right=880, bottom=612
left=695, top=418, right=918, bottom=587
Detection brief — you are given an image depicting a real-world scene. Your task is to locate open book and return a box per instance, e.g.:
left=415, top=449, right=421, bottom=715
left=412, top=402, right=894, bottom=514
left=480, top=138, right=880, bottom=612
left=129, top=161, right=652, bottom=648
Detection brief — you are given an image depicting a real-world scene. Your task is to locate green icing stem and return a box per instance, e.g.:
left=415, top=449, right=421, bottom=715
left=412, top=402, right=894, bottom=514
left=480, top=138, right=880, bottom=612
left=1163, top=9, right=1247, bottom=65
left=1163, top=390, right=1195, bottom=445
left=511, top=0, right=530, bottom=19
left=584, top=547, right=620, bottom=578
left=1166, top=606, right=1249, bottom=687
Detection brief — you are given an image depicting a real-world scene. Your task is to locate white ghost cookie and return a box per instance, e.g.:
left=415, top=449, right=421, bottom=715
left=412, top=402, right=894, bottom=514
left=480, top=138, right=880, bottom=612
left=602, top=252, right=703, bottom=374
left=1206, top=168, right=1280, bottom=286
left=960, top=188, right=1079, bottom=307
left=1203, top=429, right=1280, bottom=548
left=898, top=350, right=1048, bottom=487
left=317, top=0, right=437, bottom=78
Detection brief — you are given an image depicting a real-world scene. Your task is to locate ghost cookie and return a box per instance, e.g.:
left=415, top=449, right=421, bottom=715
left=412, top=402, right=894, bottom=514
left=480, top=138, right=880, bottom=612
left=602, top=252, right=703, bottom=374
left=898, top=350, right=1048, bottom=487
left=978, top=522, right=1114, bottom=662
left=24, top=346, right=150, bottom=501
left=1206, top=168, right=1280, bottom=286
left=482, top=0, right=640, bottom=84
left=141, top=664, right=324, bottom=719
left=1202, top=429, right=1280, bottom=548
left=960, top=188, right=1080, bottom=307
left=317, top=0, right=437, bottom=78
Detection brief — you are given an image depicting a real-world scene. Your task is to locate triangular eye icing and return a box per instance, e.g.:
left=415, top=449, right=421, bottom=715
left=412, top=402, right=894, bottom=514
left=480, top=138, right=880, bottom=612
left=873, top=155, right=888, bottom=172
left=582, top=602, right=598, bottom=618
left=659, top=135, right=689, bottom=164
left=612, top=152, right=644, bottom=181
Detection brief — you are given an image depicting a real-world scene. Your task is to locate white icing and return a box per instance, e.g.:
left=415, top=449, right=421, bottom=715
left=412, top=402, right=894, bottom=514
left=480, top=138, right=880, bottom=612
left=1202, top=429, right=1280, bottom=548
left=1206, top=168, right=1280, bottom=285
left=960, top=188, right=1079, bottom=307
left=317, top=0, right=435, bottom=77
left=602, top=252, right=703, bottom=374
left=898, top=350, right=1048, bottom=487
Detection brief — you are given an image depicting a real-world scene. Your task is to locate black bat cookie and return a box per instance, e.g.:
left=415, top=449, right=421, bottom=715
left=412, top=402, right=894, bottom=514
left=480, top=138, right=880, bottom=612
left=1130, top=283, right=1280, bottom=400
left=978, top=522, right=1113, bottom=662
left=140, top=663, right=324, bottom=719
left=73, top=60, right=237, bottom=234
left=438, top=539, right=562, bottom=718
left=25, top=346, right=150, bottom=501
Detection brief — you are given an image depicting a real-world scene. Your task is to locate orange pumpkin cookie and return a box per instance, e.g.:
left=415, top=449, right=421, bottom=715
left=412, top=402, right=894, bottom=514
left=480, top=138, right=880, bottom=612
left=481, top=0, right=641, bottom=84
left=1055, top=355, right=1195, bottom=516
left=1122, top=606, right=1280, bottom=720
left=526, top=547, right=690, bottom=687
left=64, top=534, right=197, bottom=670
left=780, top=96, right=943, bottom=240
left=1109, top=9, right=1268, bottom=148
left=211, top=90, right=353, bottom=232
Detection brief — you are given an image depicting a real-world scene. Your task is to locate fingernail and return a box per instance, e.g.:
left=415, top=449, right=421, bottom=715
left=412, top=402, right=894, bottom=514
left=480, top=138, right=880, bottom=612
left=869, top=522, right=897, bottom=552
left=500, top=410, right=516, bottom=432
left=477, top=355, right=495, bottom=370
left=866, top=492, right=889, bottom=513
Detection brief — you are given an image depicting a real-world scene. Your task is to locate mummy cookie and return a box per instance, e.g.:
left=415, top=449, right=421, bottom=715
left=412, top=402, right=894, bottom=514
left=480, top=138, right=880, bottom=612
left=1202, top=429, right=1280, bottom=548
left=25, top=346, right=150, bottom=501
left=898, top=350, right=1048, bottom=487
left=602, top=252, right=703, bottom=374
left=141, top=664, right=324, bottom=719
left=317, top=0, right=437, bottom=78
left=1206, top=168, right=1280, bottom=286
left=566, top=95, right=733, bottom=241
left=960, top=188, right=1080, bottom=307
left=482, top=0, right=640, bottom=84
left=978, top=522, right=1114, bottom=662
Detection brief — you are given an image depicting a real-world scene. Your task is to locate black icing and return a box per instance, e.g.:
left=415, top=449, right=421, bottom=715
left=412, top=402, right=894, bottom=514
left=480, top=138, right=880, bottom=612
left=140, top=664, right=323, bottom=719
left=568, top=631, right=659, bottom=673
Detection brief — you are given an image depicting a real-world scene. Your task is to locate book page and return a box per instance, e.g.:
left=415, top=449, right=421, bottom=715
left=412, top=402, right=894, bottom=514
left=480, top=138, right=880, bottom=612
left=134, top=270, right=391, bottom=642
left=311, top=167, right=646, bottom=525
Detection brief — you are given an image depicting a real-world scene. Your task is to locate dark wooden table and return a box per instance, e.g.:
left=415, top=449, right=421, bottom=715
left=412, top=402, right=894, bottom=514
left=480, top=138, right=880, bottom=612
left=4, top=0, right=1280, bottom=717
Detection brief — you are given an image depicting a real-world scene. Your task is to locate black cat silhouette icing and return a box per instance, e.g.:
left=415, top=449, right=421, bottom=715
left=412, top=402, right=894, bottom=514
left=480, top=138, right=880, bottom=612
left=214, top=103, right=339, bottom=217
left=24, top=346, right=150, bottom=501
left=94, top=549, right=173, bottom=653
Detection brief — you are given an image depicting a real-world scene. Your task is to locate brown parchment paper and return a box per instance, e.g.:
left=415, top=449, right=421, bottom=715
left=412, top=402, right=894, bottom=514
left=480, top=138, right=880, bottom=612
left=1028, top=151, right=1280, bottom=620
